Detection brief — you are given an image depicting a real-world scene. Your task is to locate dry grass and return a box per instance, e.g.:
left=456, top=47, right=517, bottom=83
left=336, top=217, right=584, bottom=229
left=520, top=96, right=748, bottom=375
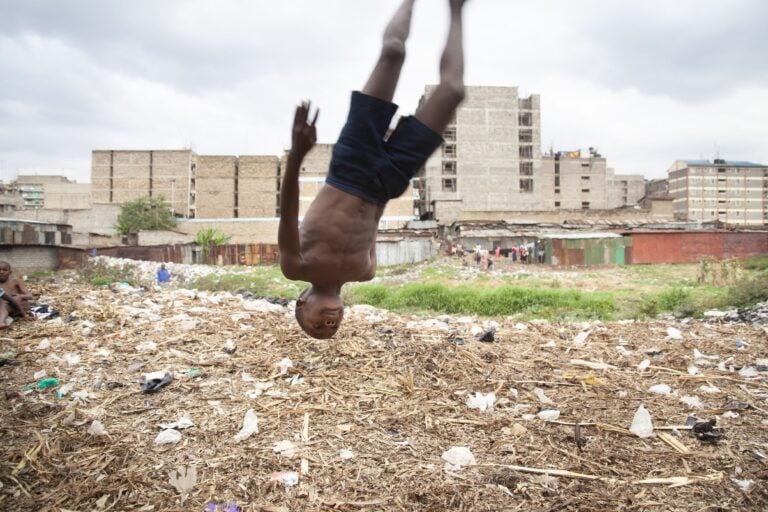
left=1, top=278, right=767, bottom=511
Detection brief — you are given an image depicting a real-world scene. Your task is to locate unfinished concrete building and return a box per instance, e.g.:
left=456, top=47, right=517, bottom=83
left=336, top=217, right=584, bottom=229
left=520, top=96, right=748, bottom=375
left=416, top=86, right=647, bottom=223
left=538, top=151, right=645, bottom=210
left=91, top=150, right=193, bottom=215
left=10, top=175, right=91, bottom=210
left=668, top=159, right=768, bottom=226
left=417, top=86, right=542, bottom=223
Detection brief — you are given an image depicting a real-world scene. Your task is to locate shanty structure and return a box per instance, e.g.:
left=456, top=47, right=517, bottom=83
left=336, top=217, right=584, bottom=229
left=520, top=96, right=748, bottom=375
left=539, top=232, right=630, bottom=266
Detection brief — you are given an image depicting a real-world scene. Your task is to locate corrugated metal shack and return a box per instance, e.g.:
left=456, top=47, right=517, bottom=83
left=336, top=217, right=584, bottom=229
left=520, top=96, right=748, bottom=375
left=540, top=233, right=630, bottom=266
left=625, top=231, right=768, bottom=264
left=449, top=222, right=540, bottom=251
left=0, top=218, right=73, bottom=245
left=376, top=231, right=438, bottom=266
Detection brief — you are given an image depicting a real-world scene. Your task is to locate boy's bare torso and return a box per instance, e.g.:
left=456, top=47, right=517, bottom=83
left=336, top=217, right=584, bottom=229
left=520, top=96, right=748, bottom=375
left=299, top=185, right=384, bottom=285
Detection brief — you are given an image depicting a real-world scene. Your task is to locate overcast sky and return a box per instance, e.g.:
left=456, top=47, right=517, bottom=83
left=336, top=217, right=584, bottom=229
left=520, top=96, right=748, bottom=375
left=1, top=0, right=766, bottom=183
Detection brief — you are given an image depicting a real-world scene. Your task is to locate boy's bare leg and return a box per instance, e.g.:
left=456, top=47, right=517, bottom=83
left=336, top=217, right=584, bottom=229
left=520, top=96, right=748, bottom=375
left=362, top=0, right=416, bottom=102
left=415, top=0, right=466, bottom=134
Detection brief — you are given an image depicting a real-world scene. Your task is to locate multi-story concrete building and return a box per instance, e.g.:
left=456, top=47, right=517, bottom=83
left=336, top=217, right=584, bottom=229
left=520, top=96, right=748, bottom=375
left=10, top=175, right=91, bottom=210
left=668, top=159, right=768, bottom=225
left=416, top=86, right=645, bottom=223
left=91, top=147, right=414, bottom=231
left=418, top=86, right=542, bottom=222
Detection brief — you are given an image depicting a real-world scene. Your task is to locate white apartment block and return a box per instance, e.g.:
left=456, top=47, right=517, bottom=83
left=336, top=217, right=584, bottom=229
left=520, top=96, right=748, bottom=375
left=668, top=159, right=768, bottom=226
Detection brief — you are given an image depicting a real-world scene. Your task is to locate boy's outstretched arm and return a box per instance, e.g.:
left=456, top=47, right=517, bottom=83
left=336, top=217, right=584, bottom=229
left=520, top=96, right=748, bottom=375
left=279, top=101, right=318, bottom=280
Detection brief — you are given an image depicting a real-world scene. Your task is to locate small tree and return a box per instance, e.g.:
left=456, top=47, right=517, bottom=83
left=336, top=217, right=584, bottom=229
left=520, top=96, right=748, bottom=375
left=115, top=195, right=177, bottom=236
left=196, top=228, right=231, bottom=264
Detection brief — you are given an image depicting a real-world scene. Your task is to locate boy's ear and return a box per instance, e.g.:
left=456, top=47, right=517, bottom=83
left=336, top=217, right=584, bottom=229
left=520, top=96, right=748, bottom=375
left=296, top=297, right=306, bottom=308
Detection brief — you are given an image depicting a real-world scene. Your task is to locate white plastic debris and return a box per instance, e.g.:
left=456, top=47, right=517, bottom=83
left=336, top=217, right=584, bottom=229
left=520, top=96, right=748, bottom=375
left=87, top=420, right=108, bottom=436
left=514, top=323, right=528, bottom=331
left=159, top=416, right=194, bottom=430
left=155, top=429, right=182, bottom=445
left=273, top=440, right=297, bottom=458
left=533, top=387, right=554, bottom=405
left=687, top=365, right=699, bottom=375
left=244, top=381, right=274, bottom=398
left=648, top=384, right=672, bottom=395
left=616, top=346, right=633, bottom=357
left=540, top=340, right=557, bottom=349
left=270, top=471, right=299, bottom=487
left=699, top=385, right=721, bottom=394
left=665, top=327, right=683, bottom=340
left=570, top=359, right=616, bottom=370
left=136, top=341, right=157, bottom=353
left=680, top=396, right=703, bottom=409
left=33, top=370, right=47, bottom=380
left=339, top=448, right=354, bottom=460
left=629, top=405, right=654, bottom=438
left=233, top=409, right=258, bottom=442
left=466, top=392, right=496, bottom=413
left=441, top=446, right=477, bottom=471
left=637, top=359, right=651, bottom=371
left=287, top=375, right=304, bottom=386
left=572, top=331, right=590, bottom=346
left=739, top=367, right=759, bottom=378
left=37, top=339, right=51, bottom=350
left=277, top=358, right=293, bottom=375
left=693, top=348, right=718, bottom=361
left=58, top=382, right=75, bottom=397
left=64, top=353, right=81, bottom=366
left=537, top=409, right=560, bottom=421
left=731, top=478, right=754, bottom=492
left=242, top=299, right=284, bottom=313
left=722, top=411, right=740, bottom=419
left=508, top=388, right=519, bottom=398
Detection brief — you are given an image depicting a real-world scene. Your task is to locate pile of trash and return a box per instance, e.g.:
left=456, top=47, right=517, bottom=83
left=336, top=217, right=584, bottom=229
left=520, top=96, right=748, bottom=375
left=1, top=278, right=767, bottom=510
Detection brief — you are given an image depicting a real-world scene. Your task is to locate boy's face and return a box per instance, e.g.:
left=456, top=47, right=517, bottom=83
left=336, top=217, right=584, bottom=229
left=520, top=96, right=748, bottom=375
left=297, top=292, right=344, bottom=339
left=0, top=264, right=10, bottom=282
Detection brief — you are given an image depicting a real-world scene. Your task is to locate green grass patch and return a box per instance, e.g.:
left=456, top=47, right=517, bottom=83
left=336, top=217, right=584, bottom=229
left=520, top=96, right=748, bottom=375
left=191, top=267, right=302, bottom=299
left=741, top=254, right=768, bottom=272
left=728, top=272, right=768, bottom=308
left=349, top=282, right=615, bottom=320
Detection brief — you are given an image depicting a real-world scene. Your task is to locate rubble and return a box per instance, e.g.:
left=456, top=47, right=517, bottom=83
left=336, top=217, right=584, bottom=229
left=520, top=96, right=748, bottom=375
left=1, top=276, right=767, bottom=510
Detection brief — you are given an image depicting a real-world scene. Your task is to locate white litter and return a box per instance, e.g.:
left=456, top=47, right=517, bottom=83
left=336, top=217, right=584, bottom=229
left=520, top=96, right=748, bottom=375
left=159, top=416, right=194, bottom=430
left=739, top=367, right=759, bottom=379
left=693, top=348, right=718, bottom=361
left=37, top=339, right=51, bottom=350
left=155, top=429, right=182, bottom=445
left=616, top=346, right=633, bottom=357
left=339, top=448, right=354, bottom=460
left=572, top=331, right=590, bottom=346
left=466, top=392, right=496, bottom=413
left=722, top=411, right=740, bottom=419
left=699, top=385, right=721, bottom=394
left=136, top=341, right=157, bottom=353
left=637, top=359, right=651, bottom=371
left=629, top=405, right=654, bottom=438
left=537, top=409, right=561, bottom=421
left=508, top=388, right=519, bottom=398
left=533, top=387, right=554, bottom=405
left=87, top=420, right=108, bottom=436
left=441, top=446, right=477, bottom=471
left=648, top=384, right=672, bottom=395
left=665, top=327, right=683, bottom=340
left=273, top=440, right=298, bottom=458
left=233, top=409, right=259, bottom=442
left=64, top=353, right=81, bottom=366
left=731, top=478, right=754, bottom=492
left=680, top=396, right=703, bottom=409
left=270, top=471, right=299, bottom=487
left=687, top=365, right=699, bottom=375
left=514, top=323, right=528, bottom=331
left=277, top=358, right=293, bottom=375
left=33, top=370, right=47, bottom=380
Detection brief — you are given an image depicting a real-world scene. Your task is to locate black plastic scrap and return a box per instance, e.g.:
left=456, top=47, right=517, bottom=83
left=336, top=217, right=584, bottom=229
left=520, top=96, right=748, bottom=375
left=140, top=372, right=173, bottom=393
left=476, top=327, right=496, bottom=343
left=691, top=418, right=724, bottom=444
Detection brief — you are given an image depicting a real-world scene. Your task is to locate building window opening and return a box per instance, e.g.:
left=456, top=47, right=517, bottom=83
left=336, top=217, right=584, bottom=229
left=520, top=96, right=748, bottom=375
left=442, top=178, right=457, bottom=191
left=442, top=161, right=457, bottom=175
left=443, top=126, right=456, bottom=141
left=443, top=144, right=456, bottom=158
left=581, top=201, right=590, bottom=209
left=518, top=113, right=533, bottom=126
left=519, top=129, right=533, bottom=143
left=520, top=178, right=534, bottom=193
left=519, top=146, right=533, bottom=158
left=520, top=162, right=534, bottom=176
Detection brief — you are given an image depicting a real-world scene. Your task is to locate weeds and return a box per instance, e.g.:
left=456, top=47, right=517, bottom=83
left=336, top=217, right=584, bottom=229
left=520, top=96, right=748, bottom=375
left=349, top=282, right=615, bottom=320
left=78, top=259, right=138, bottom=287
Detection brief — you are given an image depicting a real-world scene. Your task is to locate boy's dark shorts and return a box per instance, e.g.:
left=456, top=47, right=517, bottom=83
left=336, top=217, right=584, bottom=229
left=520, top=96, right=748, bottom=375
left=326, top=91, right=443, bottom=206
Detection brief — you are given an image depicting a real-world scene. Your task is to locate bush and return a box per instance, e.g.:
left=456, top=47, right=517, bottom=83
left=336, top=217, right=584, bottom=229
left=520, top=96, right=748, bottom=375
left=728, top=273, right=768, bottom=308
left=79, top=259, right=137, bottom=286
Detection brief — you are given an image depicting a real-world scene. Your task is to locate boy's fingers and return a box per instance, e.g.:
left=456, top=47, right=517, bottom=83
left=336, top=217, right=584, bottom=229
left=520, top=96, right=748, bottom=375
left=311, top=108, right=319, bottom=127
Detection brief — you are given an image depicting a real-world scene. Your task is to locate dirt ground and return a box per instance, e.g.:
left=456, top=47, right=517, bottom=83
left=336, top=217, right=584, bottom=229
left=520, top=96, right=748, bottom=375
left=1, top=278, right=767, bottom=511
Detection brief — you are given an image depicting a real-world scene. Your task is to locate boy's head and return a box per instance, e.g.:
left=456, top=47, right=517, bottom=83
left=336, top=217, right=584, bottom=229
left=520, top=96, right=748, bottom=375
left=295, top=287, right=344, bottom=339
left=0, top=261, right=11, bottom=282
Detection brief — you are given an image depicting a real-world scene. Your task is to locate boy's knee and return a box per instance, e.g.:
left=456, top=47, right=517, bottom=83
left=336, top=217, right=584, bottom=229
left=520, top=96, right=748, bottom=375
left=380, top=38, right=406, bottom=64
left=439, top=81, right=466, bottom=104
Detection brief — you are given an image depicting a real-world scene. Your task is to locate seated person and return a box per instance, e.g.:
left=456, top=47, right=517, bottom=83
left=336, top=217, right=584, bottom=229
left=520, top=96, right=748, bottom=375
left=0, top=261, right=32, bottom=326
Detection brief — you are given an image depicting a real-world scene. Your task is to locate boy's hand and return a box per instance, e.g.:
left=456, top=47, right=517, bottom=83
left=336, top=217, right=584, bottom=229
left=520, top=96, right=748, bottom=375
left=292, top=101, right=319, bottom=157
